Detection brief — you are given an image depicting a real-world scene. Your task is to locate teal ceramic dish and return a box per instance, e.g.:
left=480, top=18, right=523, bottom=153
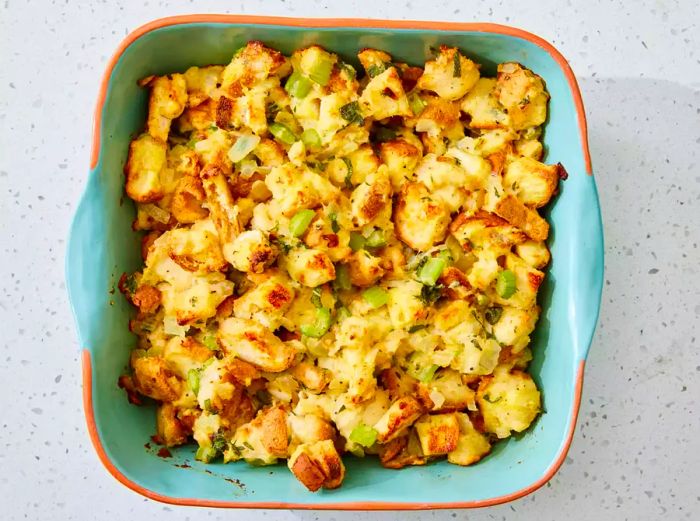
left=66, top=15, right=603, bottom=510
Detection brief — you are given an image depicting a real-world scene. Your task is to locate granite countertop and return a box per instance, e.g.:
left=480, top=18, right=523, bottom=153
left=1, top=1, right=698, bottom=520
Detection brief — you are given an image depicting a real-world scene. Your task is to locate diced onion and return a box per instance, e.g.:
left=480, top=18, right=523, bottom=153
left=228, top=134, right=260, bottom=163
left=164, top=316, right=189, bottom=337
left=142, top=203, right=170, bottom=224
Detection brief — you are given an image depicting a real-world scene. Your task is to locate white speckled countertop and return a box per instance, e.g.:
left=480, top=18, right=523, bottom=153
left=1, top=1, right=699, bottom=519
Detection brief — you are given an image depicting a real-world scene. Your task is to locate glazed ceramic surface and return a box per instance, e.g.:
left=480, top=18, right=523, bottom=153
left=66, top=16, right=603, bottom=509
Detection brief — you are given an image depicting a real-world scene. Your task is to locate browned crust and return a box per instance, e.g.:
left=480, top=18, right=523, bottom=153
left=260, top=406, right=289, bottom=457
left=290, top=452, right=326, bottom=492
left=494, top=194, right=549, bottom=241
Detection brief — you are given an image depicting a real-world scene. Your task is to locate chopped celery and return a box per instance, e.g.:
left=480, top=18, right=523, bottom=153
left=285, top=70, right=312, bottom=98
left=349, top=231, right=366, bottom=252
left=268, top=122, right=297, bottom=145
left=187, top=368, right=200, bottom=396
left=409, top=92, right=427, bottom=115
left=301, top=128, right=322, bottom=149
left=418, top=257, right=447, bottom=286
left=406, top=352, right=439, bottom=382
left=362, top=286, right=388, bottom=308
left=349, top=424, right=378, bottom=447
left=308, top=55, right=334, bottom=86
left=195, top=445, right=218, bottom=463
left=301, top=307, right=332, bottom=338
left=289, top=209, right=316, bottom=237
left=496, top=269, right=517, bottom=298
left=365, top=229, right=387, bottom=248
left=333, top=264, right=352, bottom=291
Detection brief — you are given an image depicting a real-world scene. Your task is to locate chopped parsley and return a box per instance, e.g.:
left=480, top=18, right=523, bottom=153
left=329, top=212, right=340, bottom=233
left=484, top=306, right=503, bottom=325
left=453, top=51, right=461, bottom=77
left=366, top=62, right=391, bottom=78
left=342, top=157, right=354, bottom=188
left=311, top=287, right=323, bottom=308
left=211, top=430, right=228, bottom=453
left=408, top=324, right=428, bottom=334
left=419, top=283, right=443, bottom=305
left=339, top=61, right=357, bottom=79
left=340, top=101, right=364, bottom=125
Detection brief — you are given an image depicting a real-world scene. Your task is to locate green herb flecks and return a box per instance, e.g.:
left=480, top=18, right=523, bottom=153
left=340, top=101, right=364, bottom=126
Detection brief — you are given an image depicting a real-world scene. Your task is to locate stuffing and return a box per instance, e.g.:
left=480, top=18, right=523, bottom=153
left=288, top=440, right=345, bottom=491
left=417, top=46, right=480, bottom=101
left=120, top=41, right=556, bottom=487
left=476, top=368, right=541, bottom=438
left=394, top=182, right=450, bottom=251
left=414, top=413, right=460, bottom=455
left=218, top=317, right=297, bottom=372
left=142, top=74, right=188, bottom=142
left=379, top=138, right=422, bottom=191
left=285, top=248, right=336, bottom=287
left=494, top=62, right=549, bottom=130
left=125, top=133, right=167, bottom=203
left=503, top=156, right=559, bottom=208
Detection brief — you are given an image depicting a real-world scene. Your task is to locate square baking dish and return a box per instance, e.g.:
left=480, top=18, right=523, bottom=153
left=66, top=15, right=603, bottom=509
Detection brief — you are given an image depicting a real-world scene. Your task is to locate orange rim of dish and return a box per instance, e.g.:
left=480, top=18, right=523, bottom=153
left=85, top=15, right=591, bottom=509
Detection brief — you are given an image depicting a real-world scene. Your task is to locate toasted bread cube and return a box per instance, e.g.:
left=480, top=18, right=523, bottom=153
left=514, top=138, right=544, bottom=160
left=357, top=48, right=393, bottom=76
left=165, top=220, right=228, bottom=273
left=504, top=157, right=559, bottom=208
left=450, top=210, right=527, bottom=252
left=414, top=413, right=460, bottom=456
left=291, top=362, right=329, bottom=393
left=378, top=138, right=422, bottom=191
left=394, top=182, right=450, bottom=251
left=412, top=96, right=461, bottom=137
left=228, top=229, right=278, bottom=274
left=125, top=134, right=167, bottom=203
left=288, top=439, right=345, bottom=491
left=447, top=412, right=491, bottom=466
left=265, top=163, right=340, bottom=217
left=494, top=194, right=549, bottom=241
left=346, top=250, right=385, bottom=287
left=199, top=164, right=242, bottom=258
left=259, top=405, right=290, bottom=457
left=350, top=170, right=393, bottom=227
left=426, top=369, right=476, bottom=412
left=515, top=240, right=550, bottom=269
left=387, top=279, right=427, bottom=329
left=156, top=403, right=190, bottom=447
left=491, top=253, right=544, bottom=310
left=417, top=47, right=480, bottom=101
left=460, top=78, right=511, bottom=129
left=491, top=306, right=539, bottom=352
left=183, top=65, right=224, bottom=106
left=132, top=356, right=182, bottom=402
left=170, top=175, right=208, bottom=223
left=221, top=41, right=289, bottom=91
left=289, top=414, right=336, bottom=447
left=143, top=74, right=188, bottom=142
left=218, top=317, right=296, bottom=373
left=374, top=396, right=424, bottom=443
left=414, top=154, right=473, bottom=213
left=359, top=67, right=411, bottom=120
left=477, top=368, right=541, bottom=438
left=494, top=62, right=548, bottom=130
left=233, top=271, right=295, bottom=330
left=286, top=248, right=336, bottom=287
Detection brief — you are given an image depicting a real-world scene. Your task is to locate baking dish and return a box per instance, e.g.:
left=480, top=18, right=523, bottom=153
left=66, top=15, right=603, bottom=509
